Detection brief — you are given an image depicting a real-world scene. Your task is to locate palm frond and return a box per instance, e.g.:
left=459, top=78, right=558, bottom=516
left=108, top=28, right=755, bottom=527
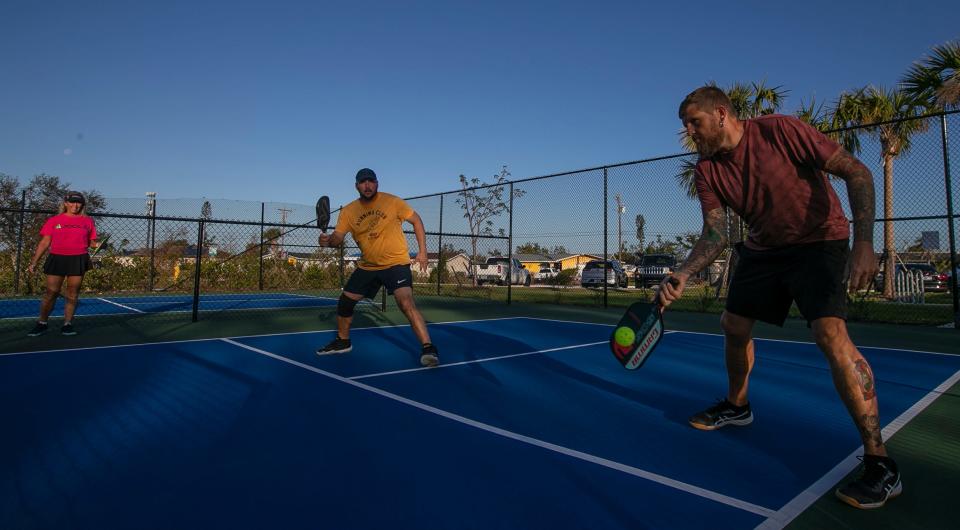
left=674, top=159, right=699, bottom=200
left=900, top=41, right=960, bottom=109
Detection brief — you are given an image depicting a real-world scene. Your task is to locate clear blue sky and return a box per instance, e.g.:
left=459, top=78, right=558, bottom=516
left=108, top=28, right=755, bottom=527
left=2, top=0, right=957, bottom=211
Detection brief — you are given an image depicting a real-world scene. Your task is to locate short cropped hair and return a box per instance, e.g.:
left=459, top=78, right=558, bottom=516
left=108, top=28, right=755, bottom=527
left=679, top=86, right=735, bottom=119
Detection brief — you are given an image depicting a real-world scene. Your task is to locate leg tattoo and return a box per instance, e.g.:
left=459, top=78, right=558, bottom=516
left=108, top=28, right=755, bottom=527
left=857, top=414, right=884, bottom=449
left=854, top=358, right=876, bottom=401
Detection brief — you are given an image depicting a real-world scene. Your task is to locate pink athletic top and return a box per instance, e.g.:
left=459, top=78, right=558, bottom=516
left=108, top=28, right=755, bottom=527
left=694, top=114, right=849, bottom=249
left=40, top=214, right=97, bottom=255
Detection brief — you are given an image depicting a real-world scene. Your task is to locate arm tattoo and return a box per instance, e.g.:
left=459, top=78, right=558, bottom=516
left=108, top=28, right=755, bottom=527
left=677, top=208, right=728, bottom=276
left=824, top=149, right=875, bottom=244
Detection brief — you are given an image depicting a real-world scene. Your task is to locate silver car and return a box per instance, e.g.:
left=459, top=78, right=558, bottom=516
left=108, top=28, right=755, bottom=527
left=580, top=260, right=628, bottom=288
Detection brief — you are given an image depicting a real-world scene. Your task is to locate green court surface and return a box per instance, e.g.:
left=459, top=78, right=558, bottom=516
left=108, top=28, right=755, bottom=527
left=3, top=296, right=957, bottom=530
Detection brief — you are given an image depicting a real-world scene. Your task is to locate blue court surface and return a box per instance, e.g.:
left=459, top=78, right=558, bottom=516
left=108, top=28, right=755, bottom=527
left=0, top=292, right=341, bottom=319
left=3, top=317, right=959, bottom=529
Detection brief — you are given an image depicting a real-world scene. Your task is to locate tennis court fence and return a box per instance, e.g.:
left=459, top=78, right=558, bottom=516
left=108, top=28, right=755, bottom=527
left=1, top=111, right=958, bottom=329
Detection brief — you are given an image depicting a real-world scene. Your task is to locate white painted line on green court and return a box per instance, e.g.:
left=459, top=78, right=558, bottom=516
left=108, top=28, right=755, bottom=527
left=754, top=367, right=960, bottom=530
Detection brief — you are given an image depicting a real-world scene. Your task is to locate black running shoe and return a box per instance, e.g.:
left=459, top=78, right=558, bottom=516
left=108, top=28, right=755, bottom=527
left=835, top=456, right=902, bottom=509
left=689, top=399, right=753, bottom=430
left=420, top=343, right=440, bottom=367
left=61, top=323, right=77, bottom=336
left=317, top=336, right=352, bottom=355
left=27, top=322, right=49, bottom=337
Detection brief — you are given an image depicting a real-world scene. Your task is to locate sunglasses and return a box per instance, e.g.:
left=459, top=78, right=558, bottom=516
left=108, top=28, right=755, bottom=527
left=65, top=198, right=85, bottom=204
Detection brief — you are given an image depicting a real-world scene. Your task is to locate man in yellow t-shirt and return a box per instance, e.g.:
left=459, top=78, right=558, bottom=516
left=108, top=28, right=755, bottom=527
left=317, top=168, right=439, bottom=367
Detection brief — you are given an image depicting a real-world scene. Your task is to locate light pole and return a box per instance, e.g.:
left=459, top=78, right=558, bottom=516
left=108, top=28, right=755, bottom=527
left=615, top=193, right=626, bottom=261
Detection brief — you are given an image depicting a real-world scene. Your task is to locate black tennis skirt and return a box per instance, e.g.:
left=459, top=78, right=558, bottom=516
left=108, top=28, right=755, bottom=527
left=43, top=254, right=92, bottom=276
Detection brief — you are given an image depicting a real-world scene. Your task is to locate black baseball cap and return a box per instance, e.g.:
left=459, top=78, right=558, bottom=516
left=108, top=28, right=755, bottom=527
left=64, top=191, right=85, bottom=204
left=355, top=168, right=377, bottom=183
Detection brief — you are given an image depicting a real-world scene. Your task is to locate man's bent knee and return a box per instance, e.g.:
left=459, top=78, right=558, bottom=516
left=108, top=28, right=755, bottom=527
left=812, top=317, right=851, bottom=354
left=720, top=311, right=754, bottom=342
left=337, top=294, right=360, bottom=318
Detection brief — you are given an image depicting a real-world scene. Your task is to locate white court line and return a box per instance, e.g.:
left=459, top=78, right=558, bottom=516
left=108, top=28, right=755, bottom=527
left=351, top=341, right=608, bottom=380
left=519, top=316, right=615, bottom=327
left=96, top=298, right=145, bottom=313
left=0, top=316, right=531, bottom=356
left=220, top=338, right=778, bottom=519
left=754, top=366, right=960, bottom=530
left=519, top=317, right=960, bottom=358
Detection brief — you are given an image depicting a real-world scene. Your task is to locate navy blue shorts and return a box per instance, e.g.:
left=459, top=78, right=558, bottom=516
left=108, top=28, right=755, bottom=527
left=725, top=239, right=849, bottom=326
left=343, top=264, right=413, bottom=299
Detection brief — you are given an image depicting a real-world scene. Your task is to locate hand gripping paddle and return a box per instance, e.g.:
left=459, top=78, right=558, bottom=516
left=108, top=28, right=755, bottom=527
left=609, top=277, right=679, bottom=370
left=316, top=196, right=330, bottom=232
left=90, top=233, right=111, bottom=259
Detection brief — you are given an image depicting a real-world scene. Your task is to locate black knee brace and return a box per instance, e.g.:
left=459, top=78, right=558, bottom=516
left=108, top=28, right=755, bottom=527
left=337, top=294, right=359, bottom=318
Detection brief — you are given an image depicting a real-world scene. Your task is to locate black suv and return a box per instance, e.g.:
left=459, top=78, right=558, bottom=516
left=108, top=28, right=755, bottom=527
left=634, top=254, right=677, bottom=288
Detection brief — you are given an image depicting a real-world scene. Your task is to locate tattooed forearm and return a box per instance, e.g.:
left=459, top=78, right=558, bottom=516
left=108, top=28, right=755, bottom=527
left=825, top=149, right=875, bottom=244
left=856, top=414, right=884, bottom=449
left=677, top=208, right=728, bottom=276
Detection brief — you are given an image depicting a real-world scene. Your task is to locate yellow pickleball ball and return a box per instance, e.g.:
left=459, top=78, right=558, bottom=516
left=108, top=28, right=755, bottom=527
left=614, top=326, right=635, bottom=347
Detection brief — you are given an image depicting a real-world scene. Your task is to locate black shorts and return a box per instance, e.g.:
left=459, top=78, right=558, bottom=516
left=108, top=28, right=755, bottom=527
left=43, top=254, right=91, bottom=276
left=725, top=240, right=849, bottom=326
left=343, top=264, right=413, bottom=299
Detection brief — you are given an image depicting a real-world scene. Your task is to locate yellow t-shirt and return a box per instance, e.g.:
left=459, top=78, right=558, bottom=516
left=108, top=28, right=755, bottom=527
left=335, top=192, right=415, bottom=270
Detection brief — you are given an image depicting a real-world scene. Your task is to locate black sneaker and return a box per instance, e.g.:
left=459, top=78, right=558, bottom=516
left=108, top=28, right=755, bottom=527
left=61, top=323, right=77, bottom=336
left=420, top=343, right=440, bottom=367
left=689, top=399, right=753, bottom=430
left=27, top=322, right=49, bottom=337
left=317, top=336, right=352, bottom=355
left=835, top=456, right=902, bottom=509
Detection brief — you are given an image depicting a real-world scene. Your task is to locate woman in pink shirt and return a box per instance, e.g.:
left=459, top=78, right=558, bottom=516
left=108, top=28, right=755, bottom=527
left=26, top=191, right=99, bottom=336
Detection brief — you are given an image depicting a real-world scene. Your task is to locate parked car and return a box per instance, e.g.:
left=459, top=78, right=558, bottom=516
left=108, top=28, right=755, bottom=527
left=534, top=264, right=560, bottom=282
left=874, top=263, right=949, bottom=293
left=580, top=259, right=628, bottom=288
left=474, top=257, right=531, bottom=286
left=634, top=254, right=677, bottom=288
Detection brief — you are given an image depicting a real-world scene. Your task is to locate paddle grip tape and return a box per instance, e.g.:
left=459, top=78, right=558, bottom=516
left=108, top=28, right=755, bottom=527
left=337, top=294, right=359, bottom=318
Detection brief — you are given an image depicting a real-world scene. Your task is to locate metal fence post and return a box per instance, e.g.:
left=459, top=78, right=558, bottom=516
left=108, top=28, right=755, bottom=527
left=437, top=194, right=444, bottom=296
left=192, top=220, right=204, bottom=322
left=603, top=168, right=608, bottom=308
left=259, top=202, right=265, bottom=291
left=148, top=198, right=157, bottom=291
left=507, top=182, right=514, bottom=306
left=941, top=114, right=959, bottom=329
left=13, top=190, right=27, bottom=294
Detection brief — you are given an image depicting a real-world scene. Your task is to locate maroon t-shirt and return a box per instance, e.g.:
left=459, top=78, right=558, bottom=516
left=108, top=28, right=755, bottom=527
left=694, top=114, right=848, bottom=249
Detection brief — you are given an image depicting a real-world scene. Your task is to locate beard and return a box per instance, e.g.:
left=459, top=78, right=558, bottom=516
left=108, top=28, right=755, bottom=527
left=695, top=132, right=724, bottom=158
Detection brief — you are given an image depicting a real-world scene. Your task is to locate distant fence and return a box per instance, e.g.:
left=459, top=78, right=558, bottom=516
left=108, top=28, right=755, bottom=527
left=1, top=111, right=958, bottom=329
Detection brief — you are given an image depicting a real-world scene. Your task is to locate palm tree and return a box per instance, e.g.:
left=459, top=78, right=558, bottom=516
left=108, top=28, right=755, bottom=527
left=675, top=81, right=789, bottom=243
left=795, top=97, right=832, bottom=132
left=830, top=86, right=929, bottom=298
left=901, top=41, right=960, bottom=109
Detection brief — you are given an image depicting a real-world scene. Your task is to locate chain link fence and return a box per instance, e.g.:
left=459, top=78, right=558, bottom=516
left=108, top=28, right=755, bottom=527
left=1, top=111, right=958, bottom=332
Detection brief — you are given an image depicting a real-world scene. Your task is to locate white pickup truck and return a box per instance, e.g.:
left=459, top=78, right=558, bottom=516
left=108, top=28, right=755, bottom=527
left=474, top=257, right=531, bottom=286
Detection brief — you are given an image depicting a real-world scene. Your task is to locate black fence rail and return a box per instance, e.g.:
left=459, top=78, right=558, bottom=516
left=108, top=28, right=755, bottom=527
left=1, top=111, right=958, bottom=330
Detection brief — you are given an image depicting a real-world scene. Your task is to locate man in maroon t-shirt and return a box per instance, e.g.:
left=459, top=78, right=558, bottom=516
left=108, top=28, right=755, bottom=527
left=657, top=86, right=899, bottom=509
